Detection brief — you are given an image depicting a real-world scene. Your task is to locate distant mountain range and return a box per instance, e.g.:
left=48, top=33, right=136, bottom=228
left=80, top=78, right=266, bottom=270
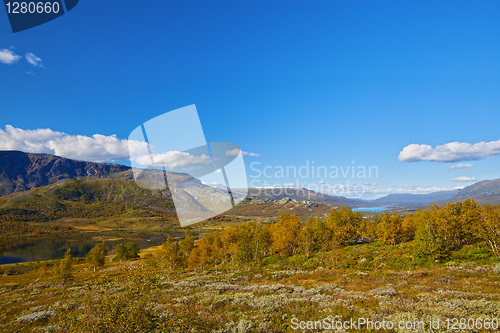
left=1, top=151, right=499, bottom=213
left=0, top=151, right=377, bottom=209
left=241, top=188, right=378, bottom=208
left=372, top=190, right=459, bottom=206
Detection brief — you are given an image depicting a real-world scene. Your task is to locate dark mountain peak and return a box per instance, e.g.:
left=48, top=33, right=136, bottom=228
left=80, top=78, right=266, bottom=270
left=0, top=150, right=130, bottom=196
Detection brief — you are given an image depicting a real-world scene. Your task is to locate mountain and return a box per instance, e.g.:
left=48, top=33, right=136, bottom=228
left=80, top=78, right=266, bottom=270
left=372, top=179, right=500, bottom=207
left=0, top=176, right=244, bottom=224
left=0, top=151, right=241, bottom=224
left=0, top=151, right=199, bottom=196
left=445, top=179, right=500, bottom=205
left=0, top=151, right=376, bottom=209
left=0, top=151, right=130, bottom=196
left=372, top=190, right=458, bottom=206
left=240, top=188, right=376, bottom=208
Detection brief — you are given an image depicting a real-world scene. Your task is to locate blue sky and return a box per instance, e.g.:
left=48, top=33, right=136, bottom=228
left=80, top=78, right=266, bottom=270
left=1, top=0, right=500, bottom=199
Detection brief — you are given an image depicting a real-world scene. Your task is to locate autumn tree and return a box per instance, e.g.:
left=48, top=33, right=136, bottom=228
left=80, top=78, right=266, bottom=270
left=204, top=232, right=225, bottom=267
left=413, top=201, right=481, bottom=260
left=124, top=242, right=140, bottom=259
left=114, top=243, right=126, bottom=261
left=114, top=242, right=139, bottom=261
left=301, top=217, right=327, bottom=256
left=187, top=241, right=212, bottom=271
left=234, top=223, right=256, bottom=265
left=220, top=226, right=239, bottom=264
left=271, top=213, right=302, bottom=256
left=376, top=213, right=404, bottom=245
left=448, top=199, right=481, bottom=245
left=358, top=218, right=378, bottom=240
left=401, top=215, right=416, bottom=242
left=179, top=229, right=195, bottom=257
left=233, top=222, right=271, bottom=267
left=256, top=224, right=273, bottom=258
left=86, top=242, right=107, bottom=271
left=476, top=204, right=500, bottom=258
left=326, top=207, right=362, bottom=248
left=414, top=207, right=451, bottom=260
left=160, top=236, right=183, bottom=271
left=55, top=248, right=74, bottom=283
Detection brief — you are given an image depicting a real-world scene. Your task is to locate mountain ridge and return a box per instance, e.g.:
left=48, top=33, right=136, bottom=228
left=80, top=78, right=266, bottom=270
left=0, top=150, right=131, bottom=196
left=444, top=178, right=500, bottom=205
left=2, top=151, right=499, bottom=209
left=0, top=151, right=374, bottom=208
left=372, top=190, right=458, bottom=206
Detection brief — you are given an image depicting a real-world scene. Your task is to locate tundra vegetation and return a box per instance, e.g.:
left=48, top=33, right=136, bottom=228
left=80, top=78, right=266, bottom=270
left=0, top=199, right=499, bottom=332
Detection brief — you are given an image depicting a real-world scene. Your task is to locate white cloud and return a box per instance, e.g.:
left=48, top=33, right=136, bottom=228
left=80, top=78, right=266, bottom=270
left=451, top=177, right=477, bottom=182
left=226, top=149, right=260, bottom=157
left=0, top=125, right=148, bottom=162
left=0, top=48, right=21, bottom=65
left=0, top=125, right=216, bottom=171
left=243, top=151, right=260, bottom=157
left=134, top=151, right=211, bottom=169
left=398, top=140, right=500, bottom=163
left=25, top=52, right=43, bottom=67
left=447, top=163, right=473, bottom=170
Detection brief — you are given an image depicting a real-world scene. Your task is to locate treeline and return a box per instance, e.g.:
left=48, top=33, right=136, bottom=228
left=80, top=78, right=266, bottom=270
left=0, top=220, right=73, bottom=239
left=160, top=199, right=500, bottom=271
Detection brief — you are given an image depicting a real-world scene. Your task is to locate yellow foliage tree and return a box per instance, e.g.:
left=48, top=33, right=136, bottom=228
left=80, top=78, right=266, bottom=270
left=187, top=241, right=212, bottom=271
left=160, top=236, right=183, bottom=272
left=271, top=213, right=302, bottom=256
left=376, top=213, right=404, bottom=245
left=326, top=207, right=362, bottom=248
left=301, top=217, right=327, bottom=256
left=54, top=248, right=74, bottom=283
left=476, top=204, right=500, bottom=258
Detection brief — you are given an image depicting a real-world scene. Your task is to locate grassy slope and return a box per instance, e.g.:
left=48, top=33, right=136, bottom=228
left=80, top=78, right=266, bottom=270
left=0, top=241, right=499, bottom=332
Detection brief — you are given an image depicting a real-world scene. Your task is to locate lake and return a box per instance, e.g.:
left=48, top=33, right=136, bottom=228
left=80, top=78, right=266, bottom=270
left=352, top=207, right=390, bottom=212
left=0, top=232, right=174, bottom=265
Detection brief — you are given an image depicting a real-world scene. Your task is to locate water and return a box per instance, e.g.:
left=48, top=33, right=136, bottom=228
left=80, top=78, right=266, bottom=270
left=352, top=207, right=390, bottom=212
left=0, top=232, right=173, bottom=265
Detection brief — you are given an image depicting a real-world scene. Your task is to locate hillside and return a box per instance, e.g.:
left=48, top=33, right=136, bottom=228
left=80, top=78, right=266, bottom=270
left=372, top=190, right=458, bottom=206
left=241, top=188, right=375, bottom=208
left=446, top=178, right=500, bottom=205
left=0, top=178, right=178, bottom=223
